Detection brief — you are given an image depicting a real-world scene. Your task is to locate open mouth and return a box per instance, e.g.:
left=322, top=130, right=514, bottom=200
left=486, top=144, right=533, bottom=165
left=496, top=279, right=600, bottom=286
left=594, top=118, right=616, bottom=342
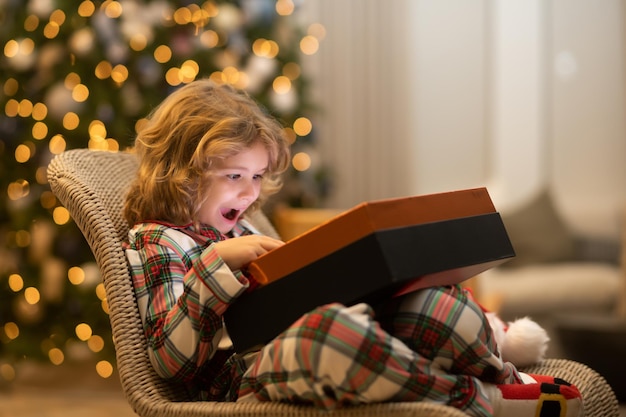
left=222, top=208, right=239, bottom=221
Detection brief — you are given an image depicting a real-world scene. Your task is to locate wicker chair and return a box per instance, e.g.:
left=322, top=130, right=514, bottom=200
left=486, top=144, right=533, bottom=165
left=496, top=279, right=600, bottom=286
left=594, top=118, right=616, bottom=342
left=47, top=148, right=620, bottom=417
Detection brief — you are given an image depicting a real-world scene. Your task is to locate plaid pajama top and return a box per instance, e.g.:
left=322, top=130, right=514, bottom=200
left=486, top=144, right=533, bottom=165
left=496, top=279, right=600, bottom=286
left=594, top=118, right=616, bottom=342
left=124, top=219, right=522, bottom=417
left=124, top=220, right=255, bottom=391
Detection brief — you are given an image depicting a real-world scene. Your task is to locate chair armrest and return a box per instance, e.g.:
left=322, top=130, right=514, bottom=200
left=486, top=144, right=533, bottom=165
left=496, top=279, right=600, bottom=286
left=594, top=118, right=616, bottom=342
left=521, top=359, right=619, bottom=417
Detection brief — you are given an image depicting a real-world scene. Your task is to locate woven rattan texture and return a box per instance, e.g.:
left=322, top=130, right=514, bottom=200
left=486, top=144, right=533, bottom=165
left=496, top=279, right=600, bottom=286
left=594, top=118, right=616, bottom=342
left=47, top=149, right=619, bottom=417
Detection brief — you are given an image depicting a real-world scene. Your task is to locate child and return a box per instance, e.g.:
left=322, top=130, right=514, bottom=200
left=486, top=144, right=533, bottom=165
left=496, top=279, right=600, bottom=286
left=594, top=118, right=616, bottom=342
left=122, top=80, right=580, bottom=417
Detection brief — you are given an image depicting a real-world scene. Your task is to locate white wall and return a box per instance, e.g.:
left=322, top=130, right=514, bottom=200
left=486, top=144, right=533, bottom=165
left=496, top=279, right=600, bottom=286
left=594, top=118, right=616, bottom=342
left=484, top=0, right=547, bottom=209
left=299, top=0, right=414, bottom=208
left=301, top=0, right=626, bottom=238
left=550, top=0, right=626, bottom=237
left=408, top=0, right=489, bottom=196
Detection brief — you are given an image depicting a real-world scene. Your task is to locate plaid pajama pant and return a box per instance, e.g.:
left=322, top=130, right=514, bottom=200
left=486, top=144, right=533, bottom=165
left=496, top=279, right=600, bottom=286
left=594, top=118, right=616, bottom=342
left=234, top=285, right=522, bottom=417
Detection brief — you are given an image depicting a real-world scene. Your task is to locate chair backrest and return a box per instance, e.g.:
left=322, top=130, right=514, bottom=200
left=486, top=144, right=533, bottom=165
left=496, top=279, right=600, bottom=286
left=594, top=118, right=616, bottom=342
left=47, top=148, right=287, bottom=416
left=48, top=149, right=196, bottom=413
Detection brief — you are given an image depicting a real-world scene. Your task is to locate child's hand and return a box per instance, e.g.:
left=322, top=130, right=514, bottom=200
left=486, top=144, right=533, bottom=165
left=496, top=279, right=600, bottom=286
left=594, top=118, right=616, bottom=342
left=213, top=235, right=284, bottom=271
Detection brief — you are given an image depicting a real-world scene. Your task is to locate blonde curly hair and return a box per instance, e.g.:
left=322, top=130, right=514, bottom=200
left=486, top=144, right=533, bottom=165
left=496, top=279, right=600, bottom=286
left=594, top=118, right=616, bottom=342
left=123, top=79, right=291, bottom=227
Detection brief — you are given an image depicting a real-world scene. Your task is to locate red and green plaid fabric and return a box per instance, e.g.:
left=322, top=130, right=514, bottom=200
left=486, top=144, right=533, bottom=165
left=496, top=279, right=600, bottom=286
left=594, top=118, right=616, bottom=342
left=238, top=290, right=522, bottom=416
left=124, top=221, right=525, bottom=417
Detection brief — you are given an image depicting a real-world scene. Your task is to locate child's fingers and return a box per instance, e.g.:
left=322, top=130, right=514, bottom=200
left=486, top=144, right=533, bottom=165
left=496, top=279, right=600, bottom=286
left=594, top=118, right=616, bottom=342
left=257, top=236, right=285, bottom=251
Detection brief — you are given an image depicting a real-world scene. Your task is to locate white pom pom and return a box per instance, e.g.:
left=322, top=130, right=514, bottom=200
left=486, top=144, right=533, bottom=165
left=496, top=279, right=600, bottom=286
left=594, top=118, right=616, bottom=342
left=501, top=317, right=550, bottom=367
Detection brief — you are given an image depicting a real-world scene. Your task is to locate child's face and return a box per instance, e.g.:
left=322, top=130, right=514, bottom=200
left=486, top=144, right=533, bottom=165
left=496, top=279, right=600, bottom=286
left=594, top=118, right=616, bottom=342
left=199, top=142, right=269, bottom=233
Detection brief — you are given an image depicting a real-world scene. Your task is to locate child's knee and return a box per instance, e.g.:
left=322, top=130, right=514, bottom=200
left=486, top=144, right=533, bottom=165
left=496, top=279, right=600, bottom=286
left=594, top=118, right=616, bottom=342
left=379, top=286, right=495, bottom=357
left=247, top=302, right=388, bottom=408
left=283, top=302, right=377, bottom=357
left=398, top=286, right=484, bottom=324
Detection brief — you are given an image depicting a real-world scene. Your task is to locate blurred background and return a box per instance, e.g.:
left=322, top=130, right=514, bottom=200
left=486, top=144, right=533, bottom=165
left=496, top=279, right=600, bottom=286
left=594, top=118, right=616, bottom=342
left=303, top=0, right=626, bottom=237
left=1, top=0, right=625, bottom=413
left=0, top=0, right=325, bottom=383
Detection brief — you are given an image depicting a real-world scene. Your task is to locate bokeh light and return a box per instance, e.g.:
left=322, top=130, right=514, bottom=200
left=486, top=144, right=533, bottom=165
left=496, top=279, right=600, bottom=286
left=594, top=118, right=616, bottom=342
left=0, top=0, right=322, bottom=380
left=68, top=266, right=85, bottom=285
left=75, top=323, right=92, bottom=341
left=96, top=360, right=114, bottom=378
left=292, top=152, right=312, bottom=172
left=48, top=348, right=64, bottom=365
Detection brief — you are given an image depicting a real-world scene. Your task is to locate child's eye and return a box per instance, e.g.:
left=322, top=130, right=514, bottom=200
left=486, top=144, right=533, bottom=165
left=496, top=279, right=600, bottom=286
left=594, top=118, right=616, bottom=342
left=253, top=174, right=264, bottom=181
left=227, top=174, right=241, bottom=180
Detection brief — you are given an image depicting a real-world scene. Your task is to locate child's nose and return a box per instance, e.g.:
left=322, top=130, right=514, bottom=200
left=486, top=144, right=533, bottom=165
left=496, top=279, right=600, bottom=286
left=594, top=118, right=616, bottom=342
left=239, top=180, right=257, bottom=199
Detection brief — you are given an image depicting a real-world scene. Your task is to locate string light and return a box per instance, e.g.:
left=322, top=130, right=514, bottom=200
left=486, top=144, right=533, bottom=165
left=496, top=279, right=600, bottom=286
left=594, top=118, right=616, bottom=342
left=7, top=179, right=30, bottom=201
left=43, top=22, right=60, bottom=39
left=40, top=191, right=57, bottom=209
left=24, top=15, right=39, bottom=32
left=129, top=33, right=148, bottom=51
left=252, top=38, right=279, bottom=58
left=62, top=112, right=80, bottom=130
left=32, top=103, right=48, bottom=120
left=153, top=45, right=172, bottom=63
left=18, top=99, right=33, bottom=117
left=14, top=144, right=31, bottom=163
left=282, top=62, right=301, bottom=80
left=15, top=230, right=31, bottom=248
left=3, top=322, right=19, bottom=340
left=96, top=360, right=113, bottom=378
left=71, top=84, right=90, bottom=102
left=173, top=6, right=193, bottom=25
left=87, top=120, right=106, bottom=137
left=3, top=78, right=18, bottom=95
left=78, top=1, right=96, bottom=17
left=95, top=284, right=106, bottom=301
left=88, top=335, right=105, bottom=352
left=4, top=39, right=19, bottom=58
left=272, top=75, right=291, bottom=94
left=283, top=127, right=297, bottom=145
left=199, top=31, right=219, bottom=48
left=110, top=64, right=129, bottom=84
left=52, top=207, right=71, bottom=225
left=180, top=60, right=200, bottom=82
left=103, top=1, right=123, bottom=19
left=49, top=134, right=67, bottom=155
left=0, top=364, right=16, bottom=382
left=275, top=0, right=295, bottom=16
left=48, top=347, right=64, bottom=365
left=8, top=274, right=24, bottom=292
left=68, top=266, right=85, bottom=286
left=292, top=152, right=312, bottom=172
left=293, top=117, right=312, bottom=136
left=101, top=298, right=110, bottom=314
left=35, top=167, right=48, bottom=184
left=166, top=67, right=182, bottom=86
left=4, top=99, right=19, bottom=117
left=75, top=323, right=92, bottom=341
left=32, top=122, right=48, bottom=140
left=300, top=35, right=319, bottom=55
left=94, top=61, right=113, bottom=79
left=50, top=10, right=67, bottom=26
left=24, top=287, right=41, bottom=305
left=64, top=72, right=81, bottom=88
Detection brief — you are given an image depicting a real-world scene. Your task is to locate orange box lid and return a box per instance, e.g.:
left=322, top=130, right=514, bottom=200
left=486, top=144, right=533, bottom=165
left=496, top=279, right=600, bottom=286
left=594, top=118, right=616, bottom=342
left=248, top=187, right=496, bottom=284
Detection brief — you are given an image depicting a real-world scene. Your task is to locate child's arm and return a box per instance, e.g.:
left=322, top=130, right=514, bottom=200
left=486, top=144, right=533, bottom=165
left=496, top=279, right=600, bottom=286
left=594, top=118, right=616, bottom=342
left=126, top=224, right=253, bottom=383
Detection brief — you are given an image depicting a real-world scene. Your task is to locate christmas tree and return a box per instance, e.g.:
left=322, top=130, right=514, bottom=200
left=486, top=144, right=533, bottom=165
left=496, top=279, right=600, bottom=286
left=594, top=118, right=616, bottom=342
left=0, top=0, right=324, bottom=382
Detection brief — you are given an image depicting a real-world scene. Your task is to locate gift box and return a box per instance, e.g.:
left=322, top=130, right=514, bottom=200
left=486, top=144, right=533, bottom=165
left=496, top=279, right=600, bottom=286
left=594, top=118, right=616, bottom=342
left=225, top=188, right=514, bottom=352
